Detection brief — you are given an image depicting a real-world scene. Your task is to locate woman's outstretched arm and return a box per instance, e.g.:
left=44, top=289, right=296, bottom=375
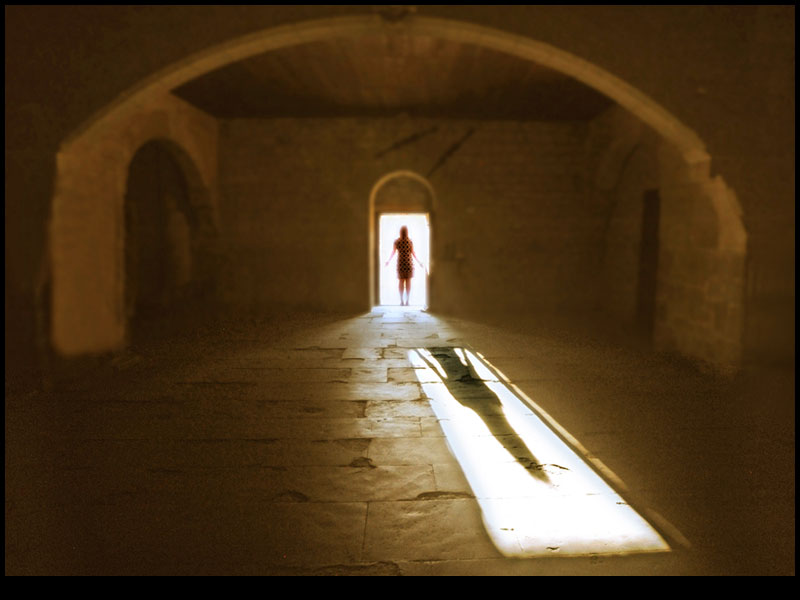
left=410, top=246, right=425, bottom=270
left=385, top=244, right=397, bottom=267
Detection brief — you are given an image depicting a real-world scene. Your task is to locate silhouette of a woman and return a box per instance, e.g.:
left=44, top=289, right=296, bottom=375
left=385, top=226, right=424, bottom=306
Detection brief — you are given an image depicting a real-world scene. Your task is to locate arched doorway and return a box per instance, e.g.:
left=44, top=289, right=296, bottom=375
left=368, top=171, right=435, bottom=309
left=123, top=139, right=218, bottom=344
left=379, top=213, right=430, bottom=307
left=124, top=141, right=191, bottom=339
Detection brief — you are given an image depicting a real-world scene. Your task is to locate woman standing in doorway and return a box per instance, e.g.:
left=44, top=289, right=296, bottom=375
left=385, top=226, right=424, bottom=306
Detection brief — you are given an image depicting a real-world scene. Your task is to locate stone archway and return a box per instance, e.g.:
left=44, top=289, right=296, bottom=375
left=52, top=14, right=747, bottom=370
left=123, top=139, right=218, bottom=343
left=50, top=94, right=218, bottom=356
left=368, top=170, right=436, bottom=308
left=63, top=15, right=710, bottom=165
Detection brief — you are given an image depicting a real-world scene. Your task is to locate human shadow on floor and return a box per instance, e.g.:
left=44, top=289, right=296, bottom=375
left=420, top=347, right=551, bottom=484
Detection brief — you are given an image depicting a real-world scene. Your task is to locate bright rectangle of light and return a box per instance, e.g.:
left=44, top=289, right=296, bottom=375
left=408, top=348, right=671, bottom=557
left=379, top=213, right=429, bottom=307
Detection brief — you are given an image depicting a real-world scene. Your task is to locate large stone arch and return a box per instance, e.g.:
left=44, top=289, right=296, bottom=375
left=52, top=14, right=747, bottom=370
left=62, top=15, right=710, bottom=165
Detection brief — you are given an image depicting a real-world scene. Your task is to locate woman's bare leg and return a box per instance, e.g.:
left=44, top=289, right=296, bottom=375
left=399, top=278, right=410, bottom=305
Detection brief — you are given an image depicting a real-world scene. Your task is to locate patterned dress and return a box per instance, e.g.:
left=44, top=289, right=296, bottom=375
left=394, top=237, right=414, bottom=279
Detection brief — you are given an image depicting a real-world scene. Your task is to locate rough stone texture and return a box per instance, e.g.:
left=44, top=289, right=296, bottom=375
left=6, top=6, right=794, bottom=381
left=584, top=107, right=656, bottom=325
left=4, top=9, right=794, bottom=571
left=581, top=106, right=749, bottom=372
left=654, top=145, right=747, bottom=372
left=40, top=105, right=755, bottom=374
left=49, top=92, right=219, bottom=356
left=218, top=117, right=598, bottom=318
left=5, top=308, right=793, bottom=575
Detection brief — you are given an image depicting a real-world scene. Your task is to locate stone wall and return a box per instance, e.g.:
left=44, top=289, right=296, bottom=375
left=584, top=107, right=656, bottom=325
left=586, top=107, right=747, bottom=372
left=217, top=117, right=600, bottom=317
left=654, top=144, right=746, bottom=372
left=5, top=5, right=794, bottom=374
left=45, top=104, right=753, bottom=373
left=50, top=93, right=219, bottom=356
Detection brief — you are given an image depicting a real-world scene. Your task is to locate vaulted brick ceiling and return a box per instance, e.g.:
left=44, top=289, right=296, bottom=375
left=173, top=32, right=613, bottom=121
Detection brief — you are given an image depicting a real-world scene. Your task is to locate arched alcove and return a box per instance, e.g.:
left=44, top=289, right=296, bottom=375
left=123, top=139, right=218, bottom=343
left=125, top=142, right=189, bottom=323
left=50, top=94, right=218, bottom=356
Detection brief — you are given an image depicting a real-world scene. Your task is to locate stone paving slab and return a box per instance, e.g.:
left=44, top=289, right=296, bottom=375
left=419, top=416, right=448, bottom=437
left=191, top=367, right=354, bottom=383
left=189, top=397, right=370, bottom=419
left=367, top=436, right=457, bottom=466
left=310, top=336, right=399, bottom=348
left=202, top=356, right=411, bottom=370
left=130, top=464, right=439, bottom=504
left=387, top=367, right=439, bottom=383
left=341, top=347, right=383, bottom=359
left=364, top=399, right=436, bottom=418
left=395, top=553, right=690, bottom=576
left=362, top=498, right=501, bottom=562
left=382, top=347, right=414, bottom=359
left=347, top=367, right=389, bottom=382
left=343, top=358, right=420, bottom=369
left=221, top=347, right=346, bottom=360
left=10, top=396, right=372, bottom=424
left=10, top=463, right=440, bottom=507
left=431, top=463, right=473, bottom=492
left=91, top=380, right=426, bottom=403
left=9, top=411, right=427, bottom=440
left=31, top=501, right=370, bottom=574
left=185, top=381, right=424, bottom=402
left=6, top=307, right=794, bottom=575
left=7, top=437, right=375, bottom=470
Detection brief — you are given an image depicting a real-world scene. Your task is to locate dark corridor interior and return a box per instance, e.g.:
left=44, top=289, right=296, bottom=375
left=4, top=5, right=794, bottom=577
left=125, top=142, right=195, bottom=344
left=636, top=189, right=660, bottom=341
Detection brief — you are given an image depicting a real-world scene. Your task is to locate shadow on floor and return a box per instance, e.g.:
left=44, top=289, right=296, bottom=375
left=419, top=347, right=551, bottom=484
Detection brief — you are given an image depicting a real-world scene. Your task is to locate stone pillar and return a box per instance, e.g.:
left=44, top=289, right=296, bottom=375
left=654, top=144, right=746, bottom=373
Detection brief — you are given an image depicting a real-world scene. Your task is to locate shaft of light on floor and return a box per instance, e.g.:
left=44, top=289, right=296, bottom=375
left=408, top=347, right=672, bottom=557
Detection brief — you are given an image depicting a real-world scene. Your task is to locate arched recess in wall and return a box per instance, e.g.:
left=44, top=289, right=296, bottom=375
left=51, top=99, right=218, bottom=356
left=53, top=14, right=747, bottom=369
left=123, top=138, right=218, bottom=343
left=368, top=170, right=436, bottom=308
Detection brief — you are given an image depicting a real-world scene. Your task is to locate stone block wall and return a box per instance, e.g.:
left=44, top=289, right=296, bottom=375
left=6, top=6, right=793, bottom=381
left=7, top=6, right=792, bottom=375
left=586, top=107, right=747, bottom=372
left=583, top=107, right=656, bottom=326
left=654, top=146, right=747, bottom=372
left=50, top=93, right=219, bottom=356
left=217, top=117, right=600, bottom=318
left=45, top=100, right=753, bottom=373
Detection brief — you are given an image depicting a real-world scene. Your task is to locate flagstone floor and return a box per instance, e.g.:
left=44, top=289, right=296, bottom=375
left=5, top=307, right=794, bottom=575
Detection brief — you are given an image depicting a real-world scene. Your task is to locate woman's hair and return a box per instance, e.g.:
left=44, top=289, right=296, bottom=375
left=400, top=226, right=408, bottom=238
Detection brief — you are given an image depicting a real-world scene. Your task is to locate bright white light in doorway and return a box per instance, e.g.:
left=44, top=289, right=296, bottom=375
left=408, top=347, right=672, bottom=557
left=379, top=213, right=429, bottom=307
